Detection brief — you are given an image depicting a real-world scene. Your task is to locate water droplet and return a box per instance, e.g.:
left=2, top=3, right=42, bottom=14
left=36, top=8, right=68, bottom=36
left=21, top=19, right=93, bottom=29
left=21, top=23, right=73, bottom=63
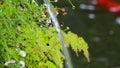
left=116, top=17, right=120, bottom=25
left=87, top=5, right=95, bottom=11
left=88, top=13, right=95, bottom=19
left=79, top=4, right=87, bottom=10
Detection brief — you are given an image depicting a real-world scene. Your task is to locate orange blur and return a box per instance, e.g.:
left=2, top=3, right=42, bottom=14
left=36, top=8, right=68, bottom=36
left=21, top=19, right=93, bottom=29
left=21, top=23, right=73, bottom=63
left=96, top=0, right=120, bottom=14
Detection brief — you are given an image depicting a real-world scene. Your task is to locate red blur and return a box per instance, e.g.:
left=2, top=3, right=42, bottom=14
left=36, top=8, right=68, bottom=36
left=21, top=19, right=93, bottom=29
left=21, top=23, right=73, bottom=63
left=92, top=0, right=120, bottom=14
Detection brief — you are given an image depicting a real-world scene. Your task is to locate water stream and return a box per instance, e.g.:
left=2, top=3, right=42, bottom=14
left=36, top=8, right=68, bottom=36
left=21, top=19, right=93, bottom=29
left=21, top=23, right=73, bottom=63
left=43, top=0, right=73, bottom=68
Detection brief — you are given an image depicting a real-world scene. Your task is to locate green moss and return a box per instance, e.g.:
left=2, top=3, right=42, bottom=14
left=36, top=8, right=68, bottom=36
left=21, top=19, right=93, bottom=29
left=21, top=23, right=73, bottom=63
left=0, top=0, right=89, bottom=68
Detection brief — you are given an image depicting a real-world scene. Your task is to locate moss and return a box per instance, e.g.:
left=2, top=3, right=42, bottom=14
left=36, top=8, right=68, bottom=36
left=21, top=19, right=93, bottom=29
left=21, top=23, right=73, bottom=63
left=0, top=0, right=89, bottom=68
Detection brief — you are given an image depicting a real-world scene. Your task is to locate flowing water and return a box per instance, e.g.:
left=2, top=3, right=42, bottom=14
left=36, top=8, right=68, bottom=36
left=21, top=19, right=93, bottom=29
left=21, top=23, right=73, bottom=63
left=43, top=0, right=73, bottom=68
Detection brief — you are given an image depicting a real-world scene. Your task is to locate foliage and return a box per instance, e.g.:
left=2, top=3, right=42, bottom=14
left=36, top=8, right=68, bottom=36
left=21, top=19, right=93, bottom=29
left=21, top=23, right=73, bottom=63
left=0, top=0, right=89, bottom=68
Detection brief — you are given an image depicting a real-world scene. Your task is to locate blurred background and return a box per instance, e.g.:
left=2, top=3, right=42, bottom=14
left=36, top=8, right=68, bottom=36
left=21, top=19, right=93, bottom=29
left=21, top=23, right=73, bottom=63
left=54, top=0, right=120, bottom=68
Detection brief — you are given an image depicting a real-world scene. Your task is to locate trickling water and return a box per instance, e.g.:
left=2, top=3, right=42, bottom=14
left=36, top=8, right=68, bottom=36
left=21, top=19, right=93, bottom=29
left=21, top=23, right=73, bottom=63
left=43, top=0, right=73, bottom=68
